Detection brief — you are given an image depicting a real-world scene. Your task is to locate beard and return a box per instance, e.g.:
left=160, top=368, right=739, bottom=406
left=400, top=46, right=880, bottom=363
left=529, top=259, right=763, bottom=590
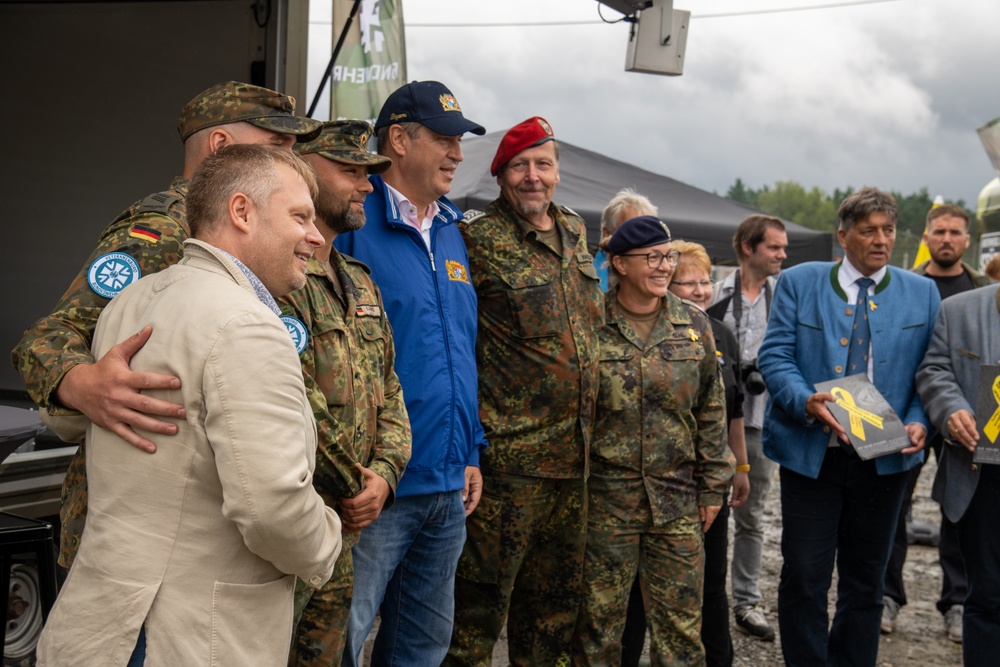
left=931, top=252, right=960, bottom=269
left=315, top=187, right=365, bottom=234
left=514, top=188, right=550, bottom=219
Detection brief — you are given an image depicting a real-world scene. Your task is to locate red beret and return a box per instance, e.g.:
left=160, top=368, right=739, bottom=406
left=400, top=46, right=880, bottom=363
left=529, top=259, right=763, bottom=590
left=490, top=116, right=555, bottom=176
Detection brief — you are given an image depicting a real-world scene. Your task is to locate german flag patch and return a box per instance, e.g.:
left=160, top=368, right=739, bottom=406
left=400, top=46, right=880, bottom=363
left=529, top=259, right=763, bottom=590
left=356, top=305, right=382, bottom=318
left=129, top=225, right=161, bottom=243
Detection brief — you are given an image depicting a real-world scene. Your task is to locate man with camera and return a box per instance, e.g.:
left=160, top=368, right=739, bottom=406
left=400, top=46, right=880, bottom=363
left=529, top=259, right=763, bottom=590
left=708, top=214, right=788, bottom=641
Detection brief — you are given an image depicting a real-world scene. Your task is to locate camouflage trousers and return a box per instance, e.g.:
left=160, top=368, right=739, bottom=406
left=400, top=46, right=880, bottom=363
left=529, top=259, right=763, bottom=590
left=574, top=512, right=705, bottom=667
left=445, top=472, right=586, bottom=667
left=58, top=444, right=88, bottom=568
left=289, top=547, right=353, bottom=666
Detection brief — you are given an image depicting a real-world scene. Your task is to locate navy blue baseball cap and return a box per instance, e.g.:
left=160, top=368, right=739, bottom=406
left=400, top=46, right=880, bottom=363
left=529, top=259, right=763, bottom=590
left=374, top=81, right=485, bottom=137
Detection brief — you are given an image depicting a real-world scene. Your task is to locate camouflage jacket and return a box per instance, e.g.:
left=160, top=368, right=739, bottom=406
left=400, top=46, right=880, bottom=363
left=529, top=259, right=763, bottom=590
left=278, top=250, right=411, bottom=548
left=461, top=196, right=603, bottom=479
left=589, top=290, right=730, bottom=527
left=12, top=177, right=189, bottom=414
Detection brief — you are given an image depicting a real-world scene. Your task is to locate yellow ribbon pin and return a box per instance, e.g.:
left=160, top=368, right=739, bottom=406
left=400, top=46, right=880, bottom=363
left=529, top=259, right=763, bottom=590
left=869, top=300, right=877, bottom=311
left=985, top=376, right=1000, bottom=443
left=689, top=328, right=699, bottom=342
left=831, top=387, right=884, bottom=441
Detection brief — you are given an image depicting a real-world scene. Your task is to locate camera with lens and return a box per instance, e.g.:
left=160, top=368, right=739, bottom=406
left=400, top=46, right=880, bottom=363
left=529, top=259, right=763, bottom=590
left=741, top=361, right=766, bottom=396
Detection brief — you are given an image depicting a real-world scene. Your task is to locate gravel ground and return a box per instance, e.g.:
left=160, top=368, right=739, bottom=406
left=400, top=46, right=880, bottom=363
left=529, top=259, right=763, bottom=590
left=729, top=454, right=963, bottom=667
left=361, top=457, right=963, bottom=666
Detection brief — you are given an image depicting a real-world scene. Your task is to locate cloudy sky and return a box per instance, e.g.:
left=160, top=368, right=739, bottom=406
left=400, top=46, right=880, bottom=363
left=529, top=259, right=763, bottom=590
left=310, top=0, right=999, bottom=208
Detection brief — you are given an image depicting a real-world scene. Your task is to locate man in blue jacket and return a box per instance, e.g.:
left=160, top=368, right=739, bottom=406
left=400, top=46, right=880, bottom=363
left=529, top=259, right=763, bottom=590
left=757, top=187, right=940, bottom=667
left=333, top=80, right=488, bottom=667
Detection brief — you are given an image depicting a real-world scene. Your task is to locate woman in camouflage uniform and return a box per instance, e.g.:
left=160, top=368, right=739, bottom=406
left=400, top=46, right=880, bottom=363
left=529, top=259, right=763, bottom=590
left=574, top=217, right=730, bottom=666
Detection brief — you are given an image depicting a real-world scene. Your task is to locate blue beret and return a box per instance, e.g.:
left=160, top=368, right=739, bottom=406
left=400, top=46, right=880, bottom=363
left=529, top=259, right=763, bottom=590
left=607, top=215, right=672, bottom=254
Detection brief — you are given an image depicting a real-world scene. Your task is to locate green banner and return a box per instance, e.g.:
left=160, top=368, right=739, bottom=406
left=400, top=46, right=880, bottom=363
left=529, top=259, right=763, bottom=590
left=329, top=0, right=407, bottom=123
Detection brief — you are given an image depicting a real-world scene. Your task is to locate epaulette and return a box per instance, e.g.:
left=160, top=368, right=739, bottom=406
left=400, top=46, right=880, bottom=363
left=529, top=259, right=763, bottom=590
left=679, top=297, right=707, bottom=315
left=134, top=191, right=182, bottom=216
left=462, top=209, right=486, bottom=225
left=342, top=253, right=373, bottom=276
left=558, top=205, right=582, bottom=219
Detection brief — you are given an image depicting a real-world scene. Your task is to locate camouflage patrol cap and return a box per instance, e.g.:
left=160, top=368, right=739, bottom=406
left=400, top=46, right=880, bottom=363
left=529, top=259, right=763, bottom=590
left=176, top=81, right=322, bottom=142
left=295, top=120, right=391, bottom=175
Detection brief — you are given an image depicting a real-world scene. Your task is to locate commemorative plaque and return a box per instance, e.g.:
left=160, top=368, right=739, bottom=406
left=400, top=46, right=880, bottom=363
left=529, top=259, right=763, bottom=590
left=814, top=373, right=911, bottom=460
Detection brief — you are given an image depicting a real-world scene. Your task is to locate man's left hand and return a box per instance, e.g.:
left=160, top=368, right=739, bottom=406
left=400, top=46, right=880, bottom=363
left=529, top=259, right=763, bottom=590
left=900, top=422, right=927, bottom=455
left=463, top=466, right=482, bottom=516
left=338, top=465, right=390, bottom=530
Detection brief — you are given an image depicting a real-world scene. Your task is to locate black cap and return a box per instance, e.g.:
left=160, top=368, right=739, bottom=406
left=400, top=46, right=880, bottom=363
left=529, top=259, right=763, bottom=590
left=374, top=81, right=485, bottom=137
left=607, top=216, right=673, bottom=254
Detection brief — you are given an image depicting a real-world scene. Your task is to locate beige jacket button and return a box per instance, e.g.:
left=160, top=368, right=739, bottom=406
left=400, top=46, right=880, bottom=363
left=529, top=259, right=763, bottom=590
left=834, top=365, right=843, bottom=374
left=971, top=464, right=979, bottom=472
left=840, top=338, right=849, bottom=346
left=310, top=575, right=323, bottom=587
left=846, top=308, right=853, bottom=316
left=823, top=426, right=830, bottom=434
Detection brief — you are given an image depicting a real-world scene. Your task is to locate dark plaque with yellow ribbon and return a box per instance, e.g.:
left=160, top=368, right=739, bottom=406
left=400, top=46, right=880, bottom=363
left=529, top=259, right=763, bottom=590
left=814, top=373, right=911, bottom=460
left=973, top=364, right=1000, bottom=465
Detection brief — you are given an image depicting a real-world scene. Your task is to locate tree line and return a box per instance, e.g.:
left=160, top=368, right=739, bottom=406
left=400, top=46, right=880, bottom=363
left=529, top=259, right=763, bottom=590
left=723, top=179, right=976, bottom=267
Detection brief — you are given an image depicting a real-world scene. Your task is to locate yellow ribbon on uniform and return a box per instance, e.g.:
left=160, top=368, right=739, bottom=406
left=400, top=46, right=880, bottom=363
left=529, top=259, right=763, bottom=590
left=831, top=387, right=884, bottom=441
left=984, top=376, right=1000, bottom=443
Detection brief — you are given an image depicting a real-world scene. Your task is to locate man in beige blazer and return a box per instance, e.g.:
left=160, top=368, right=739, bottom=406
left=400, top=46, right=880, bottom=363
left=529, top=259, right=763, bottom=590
left=36, top=145, right=343, bottom=666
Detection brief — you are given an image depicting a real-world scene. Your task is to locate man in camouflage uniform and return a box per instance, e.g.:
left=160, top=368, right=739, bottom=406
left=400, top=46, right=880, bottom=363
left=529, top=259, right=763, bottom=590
left=11, top=81, right=320, bottom=568
left=282, top=121, right=411, bottom=666
left=445, top=117, right=604, bottom=666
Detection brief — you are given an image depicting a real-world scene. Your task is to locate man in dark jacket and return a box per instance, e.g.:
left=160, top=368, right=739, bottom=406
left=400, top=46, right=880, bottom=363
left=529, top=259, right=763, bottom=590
left=882, top=203, right=994, bottom=642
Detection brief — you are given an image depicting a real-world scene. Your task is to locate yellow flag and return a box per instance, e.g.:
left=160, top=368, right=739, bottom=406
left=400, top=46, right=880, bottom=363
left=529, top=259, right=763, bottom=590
left=911, top=195, right=944, bottom=268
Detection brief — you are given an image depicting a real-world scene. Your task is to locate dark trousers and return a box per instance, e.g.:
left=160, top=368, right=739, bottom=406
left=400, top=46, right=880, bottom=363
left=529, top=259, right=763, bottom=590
left=957, top=464, right=1000, bottom=667
left=621, top=497, right=732, bottom=667
left=777, top=450, right=908, bottom=667
left=883, top=440, right=967, bottom=612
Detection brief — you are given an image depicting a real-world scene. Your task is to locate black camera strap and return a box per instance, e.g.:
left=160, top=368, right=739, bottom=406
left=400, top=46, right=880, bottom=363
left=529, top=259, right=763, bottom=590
left=731, top=269, right=772, bottom=352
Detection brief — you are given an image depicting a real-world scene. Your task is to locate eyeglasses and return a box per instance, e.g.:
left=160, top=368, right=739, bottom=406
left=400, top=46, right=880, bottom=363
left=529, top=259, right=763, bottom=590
left=671, top=280, right=713, bottom=289
left=619, top=249, right=681, bottom=269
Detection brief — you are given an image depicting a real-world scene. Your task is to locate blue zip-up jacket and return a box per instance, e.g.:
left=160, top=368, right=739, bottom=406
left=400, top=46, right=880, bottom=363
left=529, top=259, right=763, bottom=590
left=334, top=175, right=486, bottom=498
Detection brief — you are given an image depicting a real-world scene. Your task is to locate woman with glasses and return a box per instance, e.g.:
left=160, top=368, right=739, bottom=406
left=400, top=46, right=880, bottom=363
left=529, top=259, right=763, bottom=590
left=574, top=217, right=730, bottom=666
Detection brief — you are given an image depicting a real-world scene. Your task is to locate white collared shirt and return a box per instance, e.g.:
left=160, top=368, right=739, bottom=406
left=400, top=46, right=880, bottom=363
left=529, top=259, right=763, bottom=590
left=385, top=183, right=438, bottom=250
left=837, top=257, right=887, bottom=381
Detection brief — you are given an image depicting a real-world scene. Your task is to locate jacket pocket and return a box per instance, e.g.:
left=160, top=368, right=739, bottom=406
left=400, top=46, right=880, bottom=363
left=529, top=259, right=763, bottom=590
left=456, top=494, right=502, bottom=584
left=598, top=346, right=635, bottom=412
left=212, top=576, right=295, bottom=667
left=500, top=271, right=564, bottom=339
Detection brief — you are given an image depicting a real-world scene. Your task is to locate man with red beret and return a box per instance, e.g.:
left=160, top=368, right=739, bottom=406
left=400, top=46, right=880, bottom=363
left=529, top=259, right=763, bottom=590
left=444, top=117, right=604, bottom=666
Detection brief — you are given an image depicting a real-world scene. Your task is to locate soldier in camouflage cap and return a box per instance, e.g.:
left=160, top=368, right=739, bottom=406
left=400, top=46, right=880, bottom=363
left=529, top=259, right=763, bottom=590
left=282, top=120, right=409, bottom=667
left=295, top=119, right=390, bottom=173
left=177, top=80, right=321, bottom=141
left=444, top=117, right=604, bottom=666
left=11, top=80, right=319, bottom=569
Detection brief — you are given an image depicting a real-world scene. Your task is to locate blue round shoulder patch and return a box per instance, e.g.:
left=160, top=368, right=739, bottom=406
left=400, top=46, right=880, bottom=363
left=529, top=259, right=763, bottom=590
left=281, top=315, right=309, bottom=354
left=87, top=252, right=141, bottom=298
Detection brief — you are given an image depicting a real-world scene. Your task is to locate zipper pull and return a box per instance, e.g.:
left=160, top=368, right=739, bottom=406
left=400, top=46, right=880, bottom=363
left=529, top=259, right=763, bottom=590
left=429, top=251, right=436, bottom=272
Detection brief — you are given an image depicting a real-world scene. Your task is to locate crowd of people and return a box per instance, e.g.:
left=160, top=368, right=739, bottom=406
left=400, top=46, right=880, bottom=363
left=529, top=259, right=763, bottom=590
left=10, top=78, right=1000, bottom=667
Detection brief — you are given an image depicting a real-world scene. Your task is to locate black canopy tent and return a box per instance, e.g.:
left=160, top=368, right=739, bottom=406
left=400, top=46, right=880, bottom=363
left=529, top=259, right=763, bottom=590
left=449, top=132, right=832, bottom=266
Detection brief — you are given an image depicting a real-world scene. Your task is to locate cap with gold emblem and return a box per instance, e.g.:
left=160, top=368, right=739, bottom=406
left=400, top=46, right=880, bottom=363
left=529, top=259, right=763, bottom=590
left=295, top=120, right=392, bottom=174
left=374, top=80, right=485, bottom=137
left=176, top=81, right=322, bottom=142
left=490, top=116, right=556, bottom=176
